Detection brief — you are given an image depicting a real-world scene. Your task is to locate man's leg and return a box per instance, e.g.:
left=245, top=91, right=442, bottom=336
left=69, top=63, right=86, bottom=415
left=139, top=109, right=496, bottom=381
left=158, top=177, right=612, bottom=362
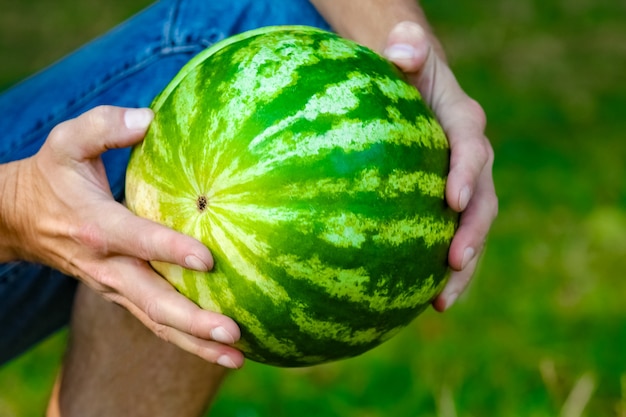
left=47, top=284, right=228, bottom=417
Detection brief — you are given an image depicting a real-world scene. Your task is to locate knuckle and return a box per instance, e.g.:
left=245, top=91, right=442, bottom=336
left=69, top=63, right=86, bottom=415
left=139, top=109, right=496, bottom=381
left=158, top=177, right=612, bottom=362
left=467, top=135, right=493, bottom=171
left=152, top=323, right=171, bottom=343
left=89, top=265, right=120, bottom=293
left=46, top=121, right=72, bottom=149
left=142, top=315, right=171, bottom=343
left=482, top=134, right=495, bottom=160
left=464, top=97, right=487, bottom=128
left=71, top=222, right=108, bottom=254
left=135, top=226, right=170, bottom=262
left=489, top=194, right=499, bottom=220
left=478, top=140, right=492, bottom=166
left=477, top=188, right=499, bottom=225
left=130, top=232, right=152, bottom=260
left=144, top=297, right=162, bottom=323
left=144, top=297, right=170, bottom=339
left=85, top=105, right=114, bottom=134
left=186, top=314, right=204, bottom=338
left=143, top=300, right=172, bottom=342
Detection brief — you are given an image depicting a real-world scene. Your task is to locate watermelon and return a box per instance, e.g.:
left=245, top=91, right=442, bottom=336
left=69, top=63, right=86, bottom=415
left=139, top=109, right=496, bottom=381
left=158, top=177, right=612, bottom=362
left=125, top=25, right=459, bottom=367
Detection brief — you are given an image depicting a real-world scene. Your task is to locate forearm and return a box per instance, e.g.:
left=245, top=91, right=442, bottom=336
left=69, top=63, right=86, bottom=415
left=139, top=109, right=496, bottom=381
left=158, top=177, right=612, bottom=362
left=0, top=161, right=22, bottom=262
left=310, top=0, right=444, bottom=58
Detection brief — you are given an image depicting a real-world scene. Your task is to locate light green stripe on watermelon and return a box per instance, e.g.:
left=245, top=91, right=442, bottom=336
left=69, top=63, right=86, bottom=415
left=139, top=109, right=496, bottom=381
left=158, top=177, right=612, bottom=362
left=274, top=167, right=446, bottom=200
left=201, top=201, right=455, bottom=249
left=289, top=306, right=387, bottom=345
left=249, top=115, right=443, bottom=167
left=320, top=212, right=456, bottom=249
left=277, top=254, right=439, bottom=311
left=204, top=211, right=290, bottom=306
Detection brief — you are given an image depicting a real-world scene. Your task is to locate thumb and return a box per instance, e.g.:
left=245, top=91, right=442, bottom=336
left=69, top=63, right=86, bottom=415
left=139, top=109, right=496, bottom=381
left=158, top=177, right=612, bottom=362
left=48, top=106, right=154, bottom=162
left=383, top=21, right=430, bottom=73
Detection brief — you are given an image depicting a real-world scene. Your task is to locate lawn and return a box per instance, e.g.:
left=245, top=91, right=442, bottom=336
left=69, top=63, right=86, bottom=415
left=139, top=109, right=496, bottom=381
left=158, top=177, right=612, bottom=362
left=1, top=0, right=625, bottom=416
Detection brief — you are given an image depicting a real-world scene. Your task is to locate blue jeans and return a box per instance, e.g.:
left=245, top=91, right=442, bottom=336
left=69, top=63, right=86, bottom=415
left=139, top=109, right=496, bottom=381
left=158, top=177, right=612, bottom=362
left=0, top=0, right=330, bottom=365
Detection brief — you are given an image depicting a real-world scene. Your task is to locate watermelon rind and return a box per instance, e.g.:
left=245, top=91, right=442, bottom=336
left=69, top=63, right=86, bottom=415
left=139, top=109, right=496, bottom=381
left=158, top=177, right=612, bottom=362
left=126, top=25, right=458, bottom=367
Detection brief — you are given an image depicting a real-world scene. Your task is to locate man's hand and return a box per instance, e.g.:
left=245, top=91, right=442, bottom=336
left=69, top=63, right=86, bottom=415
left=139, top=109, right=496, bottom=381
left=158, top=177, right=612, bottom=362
left=384, top=22, right=498, bottom=311
left=309, top=1, right=498, bottom=311
left=0, top=106, right=243, bottom=368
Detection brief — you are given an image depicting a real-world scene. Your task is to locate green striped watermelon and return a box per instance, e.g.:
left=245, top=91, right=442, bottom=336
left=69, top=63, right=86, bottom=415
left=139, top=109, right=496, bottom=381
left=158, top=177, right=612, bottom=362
left=125, top=26, right=459, bottom=367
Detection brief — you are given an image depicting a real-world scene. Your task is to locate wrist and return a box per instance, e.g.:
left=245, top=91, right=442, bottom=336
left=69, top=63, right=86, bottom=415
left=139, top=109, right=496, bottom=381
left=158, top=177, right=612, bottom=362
left=311, top=0, right=444, bottom=58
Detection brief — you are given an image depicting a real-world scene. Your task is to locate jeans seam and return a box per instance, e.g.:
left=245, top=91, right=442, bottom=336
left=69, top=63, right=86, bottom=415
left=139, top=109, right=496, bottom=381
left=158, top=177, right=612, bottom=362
left=162, top=0, right=179, bottom=50
left=163, top=0, right=220, bottom=52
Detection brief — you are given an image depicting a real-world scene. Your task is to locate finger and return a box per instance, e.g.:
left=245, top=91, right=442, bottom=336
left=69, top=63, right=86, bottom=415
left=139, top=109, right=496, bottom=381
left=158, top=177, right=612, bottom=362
left=134, top=271, right=240, bottom=344
left=95, top=256, right=243, bottom=366
left=443, top=98, right=491, bottom=212
left=121, top=297, right=245, bottom=369
left=431, top=253, right=480, bottom=313
left=447, top=157, right=498, bottom=272
left=158, top=327, right=245, bottom=369
left=110, top=203, right=215, bottom=271
left=114, top=213, right=214, bottom=271
left=383, top=21, right=430, bottom=73
left=72, top=200, right=214, bottom=271
left=432, top=162, right=497, bottom=312
left=118, top=291, right=244, bottom=369
left=46, top=106, right=153, bottom=161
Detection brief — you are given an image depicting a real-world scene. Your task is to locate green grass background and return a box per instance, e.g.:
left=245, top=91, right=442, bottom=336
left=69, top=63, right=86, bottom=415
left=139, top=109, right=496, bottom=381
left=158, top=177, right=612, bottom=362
left=1, top=0, right=625, bottom=415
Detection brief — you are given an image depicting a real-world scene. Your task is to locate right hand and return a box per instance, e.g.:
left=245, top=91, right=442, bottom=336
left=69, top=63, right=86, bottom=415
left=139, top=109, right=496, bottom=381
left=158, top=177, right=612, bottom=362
left=383, top=22, right=498, bottom=311
left=1, top=105, right=244, bottom=369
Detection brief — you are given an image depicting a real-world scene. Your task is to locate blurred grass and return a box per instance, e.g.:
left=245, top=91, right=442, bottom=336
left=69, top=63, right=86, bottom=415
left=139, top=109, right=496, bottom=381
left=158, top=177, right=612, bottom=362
left=1, top=0, right=625, bottom=416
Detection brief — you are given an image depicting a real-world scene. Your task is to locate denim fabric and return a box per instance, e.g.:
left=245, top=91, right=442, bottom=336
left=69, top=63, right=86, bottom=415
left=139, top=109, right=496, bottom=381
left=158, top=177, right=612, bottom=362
left=0, top=0, right=330, bottom=365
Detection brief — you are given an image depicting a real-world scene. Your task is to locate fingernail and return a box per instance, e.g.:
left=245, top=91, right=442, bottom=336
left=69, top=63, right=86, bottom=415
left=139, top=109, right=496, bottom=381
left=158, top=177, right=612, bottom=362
left=461, top=247, right=475, bottom=270
left=124, top=108, right=153, bottom=130
left=443, top=291, right=460, bottom=311
left=217, top=355, right=238, bottom=369
left=459, top=186, right=471, bottom=211
left=185, top=255, right=209, bottom=272
left=211, top=326, right=236, bottom=344
left=384, top=43, right=417, bottom=60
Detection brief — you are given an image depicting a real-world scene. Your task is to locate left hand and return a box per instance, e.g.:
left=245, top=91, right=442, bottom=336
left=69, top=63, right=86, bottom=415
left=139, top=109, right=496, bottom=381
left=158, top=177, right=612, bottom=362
left=1, top=106, right=244, bottom=368
left=383, top=21, right=498, bottom=311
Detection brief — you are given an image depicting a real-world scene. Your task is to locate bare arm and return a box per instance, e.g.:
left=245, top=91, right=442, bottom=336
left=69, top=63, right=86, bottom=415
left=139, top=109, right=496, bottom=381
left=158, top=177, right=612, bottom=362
left=309, top=0, right=445, bottom=58
left=0, top=161, right=21, bottom=262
